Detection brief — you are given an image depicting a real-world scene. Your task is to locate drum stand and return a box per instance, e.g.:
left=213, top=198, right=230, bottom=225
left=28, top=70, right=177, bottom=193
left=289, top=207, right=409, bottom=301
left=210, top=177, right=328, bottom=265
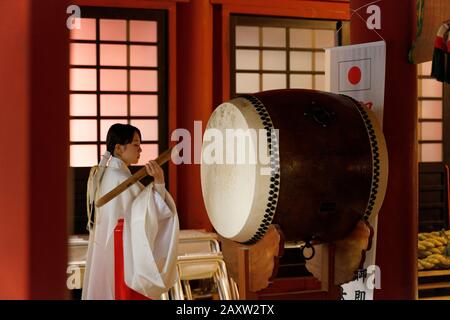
left=219, top=226, right=342, bottom=300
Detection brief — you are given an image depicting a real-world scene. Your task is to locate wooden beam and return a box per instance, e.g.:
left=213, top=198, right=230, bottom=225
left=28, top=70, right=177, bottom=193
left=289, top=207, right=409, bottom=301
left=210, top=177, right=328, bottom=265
left=212, top=0, right=350, bottom=20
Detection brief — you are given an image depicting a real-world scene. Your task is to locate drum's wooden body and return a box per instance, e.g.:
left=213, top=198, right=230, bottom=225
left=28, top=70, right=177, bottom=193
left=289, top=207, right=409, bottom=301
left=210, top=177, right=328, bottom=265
left=201, top=89, right=388, bottom=244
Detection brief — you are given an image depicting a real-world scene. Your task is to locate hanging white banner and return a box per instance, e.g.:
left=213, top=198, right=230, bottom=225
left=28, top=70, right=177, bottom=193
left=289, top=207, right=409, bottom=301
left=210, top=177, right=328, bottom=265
left=325, top=40, right=386, bottom=300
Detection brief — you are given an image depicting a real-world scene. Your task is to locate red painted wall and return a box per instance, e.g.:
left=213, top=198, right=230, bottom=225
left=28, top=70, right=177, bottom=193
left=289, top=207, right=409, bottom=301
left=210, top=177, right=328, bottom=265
left=351, top=0, right=418, bottom=299
left=0, top=0, right=69, bottom=299
left=0, top=0, right=30, bottom=299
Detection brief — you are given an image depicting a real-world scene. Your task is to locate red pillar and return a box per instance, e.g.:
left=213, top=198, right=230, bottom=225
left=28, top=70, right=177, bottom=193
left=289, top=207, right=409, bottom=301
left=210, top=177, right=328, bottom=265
left=0, top=0, right=30, bottom=299
left=0, top=0, right=69, bottom=299
left=176, top=0, right=213, bottom=231
left=351, top=0, right=418, bottom=299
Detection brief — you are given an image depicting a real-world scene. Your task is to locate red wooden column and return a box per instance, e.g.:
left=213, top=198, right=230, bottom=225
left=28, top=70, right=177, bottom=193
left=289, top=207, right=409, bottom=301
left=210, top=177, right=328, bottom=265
left=351, top=0, right=418, bottom=299
left=0, top=0, right=30, bottom=299
left=176, top=0, right=214, bottom=231
left=0, top=0, right=69, bottom=299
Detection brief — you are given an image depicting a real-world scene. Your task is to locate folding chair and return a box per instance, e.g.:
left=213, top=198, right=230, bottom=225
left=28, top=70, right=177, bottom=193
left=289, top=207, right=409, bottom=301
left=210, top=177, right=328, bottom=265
left=173, top=229, right=235, bottom=300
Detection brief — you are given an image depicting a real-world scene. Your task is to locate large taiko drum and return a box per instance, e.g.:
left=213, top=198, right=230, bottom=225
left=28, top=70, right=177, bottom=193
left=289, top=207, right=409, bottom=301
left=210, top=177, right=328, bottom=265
left=201, top=89, right=388, bottom=245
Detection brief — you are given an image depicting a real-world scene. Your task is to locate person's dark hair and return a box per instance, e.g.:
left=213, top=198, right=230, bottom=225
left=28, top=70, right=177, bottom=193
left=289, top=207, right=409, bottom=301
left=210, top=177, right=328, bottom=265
left=106, top=124, right=141, bottom=155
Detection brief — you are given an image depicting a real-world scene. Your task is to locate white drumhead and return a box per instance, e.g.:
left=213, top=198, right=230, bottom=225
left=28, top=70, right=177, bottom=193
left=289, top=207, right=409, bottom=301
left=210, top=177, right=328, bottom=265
left=201, top=97, right=280, bottom=243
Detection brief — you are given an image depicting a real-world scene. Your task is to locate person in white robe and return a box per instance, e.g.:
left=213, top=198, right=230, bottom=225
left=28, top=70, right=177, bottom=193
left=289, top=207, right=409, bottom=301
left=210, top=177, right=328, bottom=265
left=82, top=124, right=179, bottom=300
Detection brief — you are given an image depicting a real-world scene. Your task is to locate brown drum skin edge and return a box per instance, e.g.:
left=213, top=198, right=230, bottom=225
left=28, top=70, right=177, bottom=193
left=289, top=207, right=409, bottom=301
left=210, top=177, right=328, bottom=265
left=253, top=89, right=373, bottom=243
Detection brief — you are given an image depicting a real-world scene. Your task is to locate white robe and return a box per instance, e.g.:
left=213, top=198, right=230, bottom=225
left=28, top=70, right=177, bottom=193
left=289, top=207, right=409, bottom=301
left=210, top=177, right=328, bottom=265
left=82, top=157, right=179, bottom=300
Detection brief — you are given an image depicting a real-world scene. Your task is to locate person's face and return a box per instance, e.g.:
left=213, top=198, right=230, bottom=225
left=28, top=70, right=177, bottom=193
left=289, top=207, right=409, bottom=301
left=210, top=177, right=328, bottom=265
left=117, top=132, right=142, bottom=165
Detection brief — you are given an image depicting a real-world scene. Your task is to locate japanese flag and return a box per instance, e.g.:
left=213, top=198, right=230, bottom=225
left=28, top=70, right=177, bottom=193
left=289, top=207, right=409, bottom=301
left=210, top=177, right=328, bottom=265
left=338, top=58, right=371, bottom=92
left=325, top=41, right=385, bottom=125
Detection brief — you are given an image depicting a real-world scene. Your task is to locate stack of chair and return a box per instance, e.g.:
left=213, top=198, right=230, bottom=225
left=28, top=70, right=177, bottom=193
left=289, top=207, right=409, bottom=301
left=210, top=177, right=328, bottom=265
left=67, top=235, right=89, bottom=291
left=161, top=229, right=238, bottom=300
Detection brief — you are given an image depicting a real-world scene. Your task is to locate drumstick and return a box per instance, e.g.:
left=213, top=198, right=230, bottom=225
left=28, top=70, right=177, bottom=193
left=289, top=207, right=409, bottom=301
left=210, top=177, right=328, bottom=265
left=95, top=147, right=174, bottom=208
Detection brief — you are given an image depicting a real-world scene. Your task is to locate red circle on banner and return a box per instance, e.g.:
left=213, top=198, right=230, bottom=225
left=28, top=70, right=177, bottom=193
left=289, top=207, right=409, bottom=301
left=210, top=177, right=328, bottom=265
left=348, top=66, right=362, bottom=85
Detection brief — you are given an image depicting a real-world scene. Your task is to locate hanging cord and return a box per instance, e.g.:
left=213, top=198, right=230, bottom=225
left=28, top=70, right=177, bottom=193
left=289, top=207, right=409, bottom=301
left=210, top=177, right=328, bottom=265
left=86, top=151, right=111, bottom=232
left=336, top=0, right=385, bottom=43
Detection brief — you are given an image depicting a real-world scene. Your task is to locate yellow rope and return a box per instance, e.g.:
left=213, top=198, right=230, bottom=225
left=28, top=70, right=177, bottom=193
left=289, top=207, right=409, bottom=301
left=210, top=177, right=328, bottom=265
left=418, top=230, right=450, bottom=270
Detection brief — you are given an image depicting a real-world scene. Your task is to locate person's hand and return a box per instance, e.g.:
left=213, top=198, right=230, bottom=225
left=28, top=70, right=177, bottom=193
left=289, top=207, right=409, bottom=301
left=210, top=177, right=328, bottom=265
left=145, top=160, right=165, bottom=184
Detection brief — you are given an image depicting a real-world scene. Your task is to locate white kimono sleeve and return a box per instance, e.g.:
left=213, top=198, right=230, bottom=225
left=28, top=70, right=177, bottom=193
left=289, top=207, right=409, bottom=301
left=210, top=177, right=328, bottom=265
left=122, top=183, right=179, bottom=298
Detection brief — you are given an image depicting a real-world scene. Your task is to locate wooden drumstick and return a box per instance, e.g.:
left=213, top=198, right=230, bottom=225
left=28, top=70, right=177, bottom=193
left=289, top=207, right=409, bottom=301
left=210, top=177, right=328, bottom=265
left=95, top=147, right=174, bottom=208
